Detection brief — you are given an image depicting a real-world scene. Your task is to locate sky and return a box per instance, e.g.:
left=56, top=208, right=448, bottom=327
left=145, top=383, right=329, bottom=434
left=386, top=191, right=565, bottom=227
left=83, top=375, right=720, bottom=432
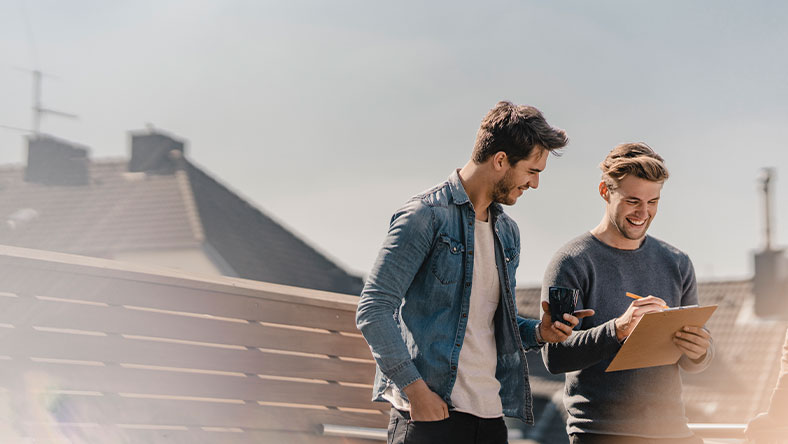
left=0, top=0, right=787, bottom=287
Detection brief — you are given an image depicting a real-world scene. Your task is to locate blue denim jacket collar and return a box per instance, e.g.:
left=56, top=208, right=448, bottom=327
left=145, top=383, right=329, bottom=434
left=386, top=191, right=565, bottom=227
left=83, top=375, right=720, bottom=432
left=447, top=169, right=504, bottom=218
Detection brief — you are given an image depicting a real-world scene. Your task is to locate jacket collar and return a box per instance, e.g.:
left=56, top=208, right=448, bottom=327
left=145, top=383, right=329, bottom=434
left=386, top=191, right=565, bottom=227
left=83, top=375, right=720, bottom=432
left=448, top=169, right=470, bottom=205
left=448, top=169, right=504, bottom=217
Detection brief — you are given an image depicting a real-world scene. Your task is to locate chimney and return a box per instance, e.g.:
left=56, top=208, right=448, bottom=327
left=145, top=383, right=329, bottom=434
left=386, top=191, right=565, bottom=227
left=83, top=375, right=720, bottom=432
left=24, top=135, right=90, bottom=186
left=753, top=168, right=788, bottom=319
left=128, top=130, right=186, bottom=175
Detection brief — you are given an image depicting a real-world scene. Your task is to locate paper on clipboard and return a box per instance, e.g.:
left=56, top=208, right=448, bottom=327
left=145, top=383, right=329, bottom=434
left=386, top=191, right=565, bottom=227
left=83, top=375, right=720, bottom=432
left=605, top=304, right=717, bottom=372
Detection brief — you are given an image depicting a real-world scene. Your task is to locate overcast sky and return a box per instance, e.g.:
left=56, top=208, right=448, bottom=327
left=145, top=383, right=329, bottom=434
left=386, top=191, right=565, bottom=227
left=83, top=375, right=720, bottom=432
left=1, top=0, right=786, bottom=287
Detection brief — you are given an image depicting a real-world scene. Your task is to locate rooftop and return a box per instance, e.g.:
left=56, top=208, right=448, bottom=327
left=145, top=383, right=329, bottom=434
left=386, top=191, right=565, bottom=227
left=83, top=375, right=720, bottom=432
left=0, top=132, right=363, bottom=295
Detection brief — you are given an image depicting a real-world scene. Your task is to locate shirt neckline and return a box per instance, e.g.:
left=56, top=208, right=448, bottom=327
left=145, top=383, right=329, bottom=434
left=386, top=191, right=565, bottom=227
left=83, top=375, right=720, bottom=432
left=587, top=231, right=650, bottom=253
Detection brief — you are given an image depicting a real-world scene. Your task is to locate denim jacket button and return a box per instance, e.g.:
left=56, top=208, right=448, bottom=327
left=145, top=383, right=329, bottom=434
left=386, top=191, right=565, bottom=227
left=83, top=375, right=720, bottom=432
left=451, top=365, right=457, bottom=371
left=461, top=313, right=467, bottom=318
left=505, top=257, right=510, bottom=262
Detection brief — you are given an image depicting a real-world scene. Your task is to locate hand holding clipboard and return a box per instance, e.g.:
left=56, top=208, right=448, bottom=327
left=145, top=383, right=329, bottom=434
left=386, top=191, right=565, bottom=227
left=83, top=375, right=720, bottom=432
left=606, top=292, right=717, bottom=372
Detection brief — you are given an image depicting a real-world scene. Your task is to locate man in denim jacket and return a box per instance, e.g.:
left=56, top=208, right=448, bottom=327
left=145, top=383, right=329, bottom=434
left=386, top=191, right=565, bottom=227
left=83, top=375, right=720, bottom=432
left=357, top=101, right=593, bottom=444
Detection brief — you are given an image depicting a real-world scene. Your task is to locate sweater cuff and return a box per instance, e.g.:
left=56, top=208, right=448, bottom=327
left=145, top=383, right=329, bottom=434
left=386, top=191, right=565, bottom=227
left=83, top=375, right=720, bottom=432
left=604, top=318, right=623, bottom=347
left=678, top=333, right=714, bottom=373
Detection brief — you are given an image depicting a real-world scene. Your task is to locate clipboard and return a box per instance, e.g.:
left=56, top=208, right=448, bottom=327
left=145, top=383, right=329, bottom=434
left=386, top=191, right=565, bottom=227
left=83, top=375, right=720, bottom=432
left=605, top=305, right=717, bottom=372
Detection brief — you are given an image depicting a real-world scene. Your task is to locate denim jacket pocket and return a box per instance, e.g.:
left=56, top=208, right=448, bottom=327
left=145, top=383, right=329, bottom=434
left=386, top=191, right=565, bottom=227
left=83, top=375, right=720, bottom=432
left=430, top=234, right=464, bottom=284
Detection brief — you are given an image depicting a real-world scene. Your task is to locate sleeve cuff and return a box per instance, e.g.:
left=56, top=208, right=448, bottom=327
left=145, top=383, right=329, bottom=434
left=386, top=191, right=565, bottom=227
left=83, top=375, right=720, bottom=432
left=519, top=318, right=542, bottom=351
left=387, top=360, right=423, bottom=391
left=604, top=318, right=623, bottom=345
left=534, top=322, right=546, bottom=347
left=678, top=333, right=714, bottom=373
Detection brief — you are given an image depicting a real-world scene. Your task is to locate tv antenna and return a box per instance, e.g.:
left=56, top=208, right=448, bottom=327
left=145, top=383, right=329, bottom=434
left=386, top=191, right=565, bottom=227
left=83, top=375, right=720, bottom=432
left=0, top=68, right=79, bottom=136
left=1, top=1, right=78, bottom=136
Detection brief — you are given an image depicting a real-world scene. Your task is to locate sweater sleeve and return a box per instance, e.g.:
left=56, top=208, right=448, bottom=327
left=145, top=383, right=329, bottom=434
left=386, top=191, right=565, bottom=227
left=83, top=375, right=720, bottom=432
left=540, top=251, right=622, bottom=374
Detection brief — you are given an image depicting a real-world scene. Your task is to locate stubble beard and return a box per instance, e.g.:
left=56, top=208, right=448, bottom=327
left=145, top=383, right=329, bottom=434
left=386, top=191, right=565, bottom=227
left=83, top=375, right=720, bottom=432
left=492, top=170, right=517, bottom=206
left=612, top=214, right=651, bottom=241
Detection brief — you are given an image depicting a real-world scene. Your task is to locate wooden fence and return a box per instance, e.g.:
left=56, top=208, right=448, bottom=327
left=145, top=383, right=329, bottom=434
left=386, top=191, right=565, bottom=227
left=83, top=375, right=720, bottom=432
left=0, top=245, right=386, bottom=443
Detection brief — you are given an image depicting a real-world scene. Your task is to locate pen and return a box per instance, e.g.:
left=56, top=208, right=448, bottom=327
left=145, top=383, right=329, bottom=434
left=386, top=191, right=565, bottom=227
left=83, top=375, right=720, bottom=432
left=625, top=292, right=669, bottom=309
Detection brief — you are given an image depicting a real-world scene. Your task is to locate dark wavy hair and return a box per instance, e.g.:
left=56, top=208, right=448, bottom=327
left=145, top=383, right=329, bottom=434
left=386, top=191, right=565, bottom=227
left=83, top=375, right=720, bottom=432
left=472, top=101, right=568, bottom=165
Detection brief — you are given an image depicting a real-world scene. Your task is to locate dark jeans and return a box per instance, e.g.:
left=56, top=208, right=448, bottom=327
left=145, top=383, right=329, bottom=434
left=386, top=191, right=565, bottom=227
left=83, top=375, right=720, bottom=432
left=388, top=408, right=508, bottom=444
left=570, top=433, right=704, bottom=444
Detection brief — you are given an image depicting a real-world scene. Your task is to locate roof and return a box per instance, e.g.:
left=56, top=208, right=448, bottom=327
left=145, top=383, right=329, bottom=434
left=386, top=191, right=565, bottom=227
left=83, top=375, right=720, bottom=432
left=516, top=280, right=787, bottom=428
left=0, top=161, right=201, bottom=254
left=682, top=280, right=787, bottom=422
left=0, top=150, right=363, bottom=295
left=185, top=162, right=363, bottom=295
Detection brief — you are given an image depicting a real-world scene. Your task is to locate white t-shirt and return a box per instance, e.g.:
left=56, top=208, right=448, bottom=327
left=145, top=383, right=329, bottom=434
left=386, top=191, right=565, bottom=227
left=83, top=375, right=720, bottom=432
left=450, top=215, right=502, bottom=418
left=383, top=214, right=502, bottom=418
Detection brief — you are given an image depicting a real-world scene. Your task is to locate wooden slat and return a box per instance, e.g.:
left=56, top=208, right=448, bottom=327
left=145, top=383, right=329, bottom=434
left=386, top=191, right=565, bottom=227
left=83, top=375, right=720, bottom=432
left=0, top=360, right=383, bottom=411
left=208, top=429, right=384, bottom=444
left=0, top=247, right=392, bottom=440
left=0, top=328, right=376, bottom=384
left=12, top=424, right=383, bottom=444
left=2, top=394, right=390, bottom=431
left=112, top=429, right=383, bottom=444
left=0, top=245, right=361, bottom=306
left=0, top=297, right=372, bottom=359
left=0, top=261, right=361, bottom=332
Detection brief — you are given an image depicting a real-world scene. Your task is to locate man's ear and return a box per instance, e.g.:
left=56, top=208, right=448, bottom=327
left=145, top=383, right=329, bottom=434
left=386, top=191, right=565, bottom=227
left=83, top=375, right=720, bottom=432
left=599, top=181, right=611, bottom=202
left=492, top=152, right=508, bottom=172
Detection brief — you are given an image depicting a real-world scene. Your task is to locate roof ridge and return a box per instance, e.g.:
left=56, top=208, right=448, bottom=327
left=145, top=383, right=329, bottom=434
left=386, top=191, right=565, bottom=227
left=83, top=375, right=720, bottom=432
left=174, top=169, right=205, bottom=242
left=183, top=159, right=363, bottom=281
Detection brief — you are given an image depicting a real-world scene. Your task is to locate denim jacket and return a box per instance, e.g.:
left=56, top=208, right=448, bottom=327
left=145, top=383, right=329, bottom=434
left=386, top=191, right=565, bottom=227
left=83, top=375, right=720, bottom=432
left=356, top=170, right=540, bottom=423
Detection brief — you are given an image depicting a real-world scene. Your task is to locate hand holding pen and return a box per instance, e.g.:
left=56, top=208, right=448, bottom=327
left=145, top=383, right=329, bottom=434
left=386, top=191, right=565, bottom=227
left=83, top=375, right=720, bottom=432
left=614, top=293, right=668, bottom=341
left=622, top=292, right=712, bottom=361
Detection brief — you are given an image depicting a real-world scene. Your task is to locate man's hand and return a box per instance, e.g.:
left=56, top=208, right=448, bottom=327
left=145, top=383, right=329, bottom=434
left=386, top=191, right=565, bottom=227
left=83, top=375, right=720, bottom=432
left=402, top=379, right=448, bottom=422
left=614, top=295, right=666, bottom=341
left=540, top=301, right=594, bottom=343
left=674, top=325, right=711, bottom=361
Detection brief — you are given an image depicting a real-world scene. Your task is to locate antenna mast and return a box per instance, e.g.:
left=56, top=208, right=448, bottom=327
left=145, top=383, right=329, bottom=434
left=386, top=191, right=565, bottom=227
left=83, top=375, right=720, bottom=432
left=0, top=5, right=77, bottom=136
left=1, top=68, right=78, bottom=136
left=760, top=168, right=776, bottom=251
left=31, top=69, right=78, bottom=136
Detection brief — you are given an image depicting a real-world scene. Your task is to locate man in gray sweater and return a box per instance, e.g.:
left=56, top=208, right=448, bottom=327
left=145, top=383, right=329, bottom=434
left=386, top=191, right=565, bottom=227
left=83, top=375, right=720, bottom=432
left=541, top=142, right=714, bottom=444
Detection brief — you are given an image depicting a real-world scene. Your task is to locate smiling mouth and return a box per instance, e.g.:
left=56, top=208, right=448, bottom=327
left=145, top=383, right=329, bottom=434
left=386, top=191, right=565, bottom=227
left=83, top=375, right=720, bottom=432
left=626, top=217, right=646, bottom=227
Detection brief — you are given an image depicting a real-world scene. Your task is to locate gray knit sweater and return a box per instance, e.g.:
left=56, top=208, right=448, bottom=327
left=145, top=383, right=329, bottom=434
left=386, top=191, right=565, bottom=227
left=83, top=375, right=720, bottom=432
left=541, top=232, right=714, bottom=438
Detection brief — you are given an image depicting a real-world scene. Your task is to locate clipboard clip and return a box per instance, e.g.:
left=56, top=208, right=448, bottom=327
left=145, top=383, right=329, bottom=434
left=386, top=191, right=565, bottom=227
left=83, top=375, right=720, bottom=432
left=661, top=305, right=699, bottom=311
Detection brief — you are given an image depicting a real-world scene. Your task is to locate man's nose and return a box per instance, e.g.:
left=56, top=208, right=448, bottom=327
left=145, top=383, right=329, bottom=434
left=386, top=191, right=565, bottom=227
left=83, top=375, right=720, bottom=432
left=529, top=174, right=540, bottom=189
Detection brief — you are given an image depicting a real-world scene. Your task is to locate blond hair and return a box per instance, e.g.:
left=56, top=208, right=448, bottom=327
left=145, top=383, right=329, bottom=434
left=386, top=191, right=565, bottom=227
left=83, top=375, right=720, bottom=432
left=600, top=142, right=669, bottom=189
